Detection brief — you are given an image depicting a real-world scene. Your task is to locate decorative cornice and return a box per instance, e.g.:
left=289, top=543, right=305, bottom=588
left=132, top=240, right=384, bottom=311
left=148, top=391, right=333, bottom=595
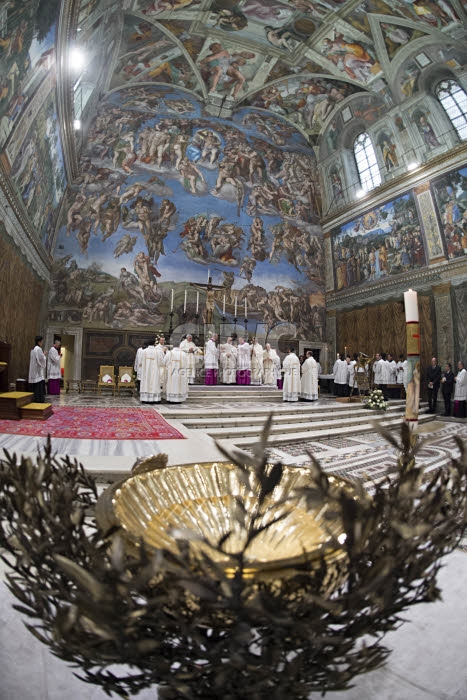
left=56, top=0, right=80, bottom=184
left=320, top=142, right=467, bottom=231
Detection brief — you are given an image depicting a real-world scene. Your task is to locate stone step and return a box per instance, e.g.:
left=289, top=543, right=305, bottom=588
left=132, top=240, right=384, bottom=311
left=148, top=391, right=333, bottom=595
left=217, top=413, right=434, bottom=447
left=181, top=403, right=406, bottom=428
left=201, top=408, right=410, bottom=440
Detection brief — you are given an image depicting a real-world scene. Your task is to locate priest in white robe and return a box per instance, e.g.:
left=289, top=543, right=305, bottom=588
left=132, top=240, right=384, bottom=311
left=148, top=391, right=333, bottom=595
left=164, top=344, right=189, bottom=402
left=180, top=334, right=197, bottom=384
left=347, top=355, right=356, bottom=396
left=205, top=333, right=219, bottom=385
left=134, top=341, right=147, bottom=393
left=28, top=335, right=47, bottom=403
left=300, top=351, right=318, bottom=401
left=396, top=354, right=407, bottom=390
left=156, top=336, right=168, bottom=393
left=453, top=360, right=466, bottom=418
left=263, top=343, right=280, bottom=386
left=380, top=353, right=392, bottom=400
left=47, top=339, right=62, bottom=395
left=220, top=337, right=237, bottom=384
left=236, top=337, right=251, bottom=385
left=373, top=353, right=384, bottom=391
left=283, top=347, right=300, bottom=402
left=250, top=337, right=263, bottom=385
left=140, top=341, right=162, bottom=403
left=333, top=354, right=349, bottom=397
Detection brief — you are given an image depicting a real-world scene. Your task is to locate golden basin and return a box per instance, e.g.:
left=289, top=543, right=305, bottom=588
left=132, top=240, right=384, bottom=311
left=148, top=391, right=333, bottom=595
left=111, top=462, right=351, bottom=578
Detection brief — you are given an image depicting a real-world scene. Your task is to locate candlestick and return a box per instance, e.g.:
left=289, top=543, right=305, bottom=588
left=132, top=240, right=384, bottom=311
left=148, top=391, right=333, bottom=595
left=207, top=268, right=210, bottom=282
left=403, top=288, right=420, bottom=429
left=344, top=346, right=347, bottom=357
left=223, top=294, right=225, bottom=315
left=404, top=289, right=419, bottom=322
left=170, top=288, right=174, bottom=311
left=234, top=296, right=237, bottom=317
left=196, top=291, right=199, bottom=313
left=244, top=297, right=247, bottom=317
left=184, top=289, right=187, bottom=313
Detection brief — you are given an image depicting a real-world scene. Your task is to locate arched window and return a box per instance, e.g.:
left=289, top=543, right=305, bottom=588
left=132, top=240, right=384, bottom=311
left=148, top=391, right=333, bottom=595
left=353, top=132, right=381, bottom=191
left=436, top=79, right=467, bottom=140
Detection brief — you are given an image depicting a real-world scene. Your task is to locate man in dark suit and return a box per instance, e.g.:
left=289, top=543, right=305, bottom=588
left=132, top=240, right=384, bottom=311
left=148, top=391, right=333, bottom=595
left=426, top=356, right=442, bottom=413
left=441, top=362, right=454, bottom=416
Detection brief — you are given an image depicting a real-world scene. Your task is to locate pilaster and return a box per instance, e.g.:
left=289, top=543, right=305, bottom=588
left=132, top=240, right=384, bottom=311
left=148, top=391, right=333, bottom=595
left=432, top=282, right=455, bottom=365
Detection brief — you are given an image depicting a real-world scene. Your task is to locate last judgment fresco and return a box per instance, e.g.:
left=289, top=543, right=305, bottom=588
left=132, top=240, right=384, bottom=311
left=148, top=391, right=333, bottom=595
left=50, top=85, right=325, bottom=340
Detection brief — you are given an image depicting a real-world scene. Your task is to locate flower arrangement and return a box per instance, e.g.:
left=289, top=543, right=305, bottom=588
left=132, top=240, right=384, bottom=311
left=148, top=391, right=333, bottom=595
left=365, top=388, right=388, bottom=410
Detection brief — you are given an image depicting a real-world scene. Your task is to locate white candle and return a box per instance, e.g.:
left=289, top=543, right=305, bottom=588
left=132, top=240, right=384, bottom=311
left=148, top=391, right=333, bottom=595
left=184, top=289, right=187, bottom=312
left=234, top=296, right=237, bottom=317
left=207, top=268, right=210, bottom=282
left=196, top=291, right=199, bottom=313
left=244, top=297, right=247, bottom=317
left=170, top=289, right=174, bottom=311
left=404, top=289, right=418, bottom=322
left=223, top=294, right=225, bottom=315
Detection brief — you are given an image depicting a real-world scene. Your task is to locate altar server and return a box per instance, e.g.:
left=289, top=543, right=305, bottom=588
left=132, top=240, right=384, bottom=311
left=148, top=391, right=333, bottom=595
left=236, top=337, right=251, bottom=385
left=140, top=340, right=162, bottom=403
left=164, top=344, right=189, bottom=402
left=250, top=337, right=264, bottom=385
left=396, top=354, right=407, bottom=388
left=263, top=343, right=280, bottom=386
left=333, top=354, right=349, bottom=397
left=346, top=354, right=357, bottom=396
left=156, top=336, right=168, bottom=393
left=28, top=335, right=47, bottom=403
left=47, top=339, right=62, bottom=395
left=204, top=333, right=219, bottom=385
left=180, top=334, right=197, bottom=384
left=387, top=353, right=398, bottom=398
left=300, top=350, right=318, bottom=401
left=134, top=341, right=147, bottom=392
left=220, top=337, right=237, bottom=384
left=373, top=352, right=384, bottom=391
left=283, top=347, right=301, bottom=402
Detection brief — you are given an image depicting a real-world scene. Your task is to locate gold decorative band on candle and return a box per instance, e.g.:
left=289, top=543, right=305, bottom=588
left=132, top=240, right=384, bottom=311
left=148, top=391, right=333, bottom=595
left=406, top=321, right=420, bottom=356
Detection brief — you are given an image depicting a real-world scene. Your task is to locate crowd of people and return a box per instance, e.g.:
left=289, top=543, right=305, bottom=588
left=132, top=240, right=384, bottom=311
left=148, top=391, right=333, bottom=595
left=133, top=335, right=320, bottom=403
left=332, top=351, right=408, bottom=399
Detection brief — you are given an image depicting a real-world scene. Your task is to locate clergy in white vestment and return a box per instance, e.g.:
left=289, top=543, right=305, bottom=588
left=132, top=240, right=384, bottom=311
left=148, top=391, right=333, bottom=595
left=180, top=334, right=197, bottom=384
left=347, top=356, right=357, bottom=396
left=156, top=336, right=168, bottom=392
left=263, top=343, right=280, bottom=386
left=250, top=337, right=263, bottom=385
left=373, top=353, right=384, bottom=391
left=47, top=339, right=62, bottom=395
left=205, top=333, right=219, bottom=385
left=220, top=337, right=237, bottom=384
left=453, top=360, right=466, bottom=418
left=164, top=345, right=189, bottom=402
left=28, top=335, right=47, bottom=403
left=283, top=348, right=301, bottom=402
left=140, top=341, right=162, bottom=403
left=396, top=354, right=407, bottom=389
left=386, top=353, right=398, bottom=398
left=379, top=353, right=392, bottom=400
left=300, top=351, right=318, bottom=401
left=333, top=356, right=349, bottom=397
left=134, top=341, right=147, bottom=392
left=236, top=337, right=251, bottom=385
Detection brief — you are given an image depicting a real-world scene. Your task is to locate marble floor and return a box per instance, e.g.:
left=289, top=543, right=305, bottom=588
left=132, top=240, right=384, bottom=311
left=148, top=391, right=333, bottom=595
left=1, top=390, right=466, bottom=699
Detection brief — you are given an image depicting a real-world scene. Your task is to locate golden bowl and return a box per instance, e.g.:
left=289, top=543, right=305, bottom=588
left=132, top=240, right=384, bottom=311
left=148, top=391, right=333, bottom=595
left=110, top=462, right=352, bottom=580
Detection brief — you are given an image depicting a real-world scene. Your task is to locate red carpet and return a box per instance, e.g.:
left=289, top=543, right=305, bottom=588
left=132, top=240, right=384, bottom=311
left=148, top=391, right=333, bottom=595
left=0, top=406, right=185, bottom=440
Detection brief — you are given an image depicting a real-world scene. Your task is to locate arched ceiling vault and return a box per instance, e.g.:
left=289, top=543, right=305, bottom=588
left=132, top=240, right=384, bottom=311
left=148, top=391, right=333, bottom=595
left=55, top=0, right=467, bottom=183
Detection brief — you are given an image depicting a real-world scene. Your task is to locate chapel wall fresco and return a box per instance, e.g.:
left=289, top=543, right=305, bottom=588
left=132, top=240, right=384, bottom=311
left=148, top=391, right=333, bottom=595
left=49, top=85, right=325, bottom=342
left=330, top=162, right=467, bottom=293
left=0, top=0, right=59, bottom=148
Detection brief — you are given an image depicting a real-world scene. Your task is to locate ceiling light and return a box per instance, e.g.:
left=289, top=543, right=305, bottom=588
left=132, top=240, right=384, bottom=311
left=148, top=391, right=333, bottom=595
left=407, top=161, right=420, bottom=171
left=69, top=47, right=85, bottom=71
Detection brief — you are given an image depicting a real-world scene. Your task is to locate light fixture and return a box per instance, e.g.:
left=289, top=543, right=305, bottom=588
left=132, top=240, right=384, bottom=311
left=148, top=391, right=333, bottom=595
left=69, top=47, right=85, bottom=71
left=407, top=161, right=420, bottom=171
left=73, top=119, right=81, bottom=130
